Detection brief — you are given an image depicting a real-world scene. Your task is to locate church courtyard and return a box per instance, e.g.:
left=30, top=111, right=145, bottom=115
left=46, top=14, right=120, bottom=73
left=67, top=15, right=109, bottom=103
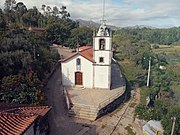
left=64, top=59, right=126, bottom=120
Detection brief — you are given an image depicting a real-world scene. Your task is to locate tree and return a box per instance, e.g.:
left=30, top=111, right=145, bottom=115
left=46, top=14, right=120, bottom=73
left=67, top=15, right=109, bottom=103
left=4, top=0, right=16, bottom=12
left=66, top=26, right=93, bottom=48
left=0, top=74, right=46, bottom=105
left=60, top=6, right=70, bottom=19
left=46, top=18, right=78, bottom=45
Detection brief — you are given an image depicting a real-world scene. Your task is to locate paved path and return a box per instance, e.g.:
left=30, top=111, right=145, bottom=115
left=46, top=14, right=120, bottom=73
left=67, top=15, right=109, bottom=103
left=46, top=65, right=96, bottom=135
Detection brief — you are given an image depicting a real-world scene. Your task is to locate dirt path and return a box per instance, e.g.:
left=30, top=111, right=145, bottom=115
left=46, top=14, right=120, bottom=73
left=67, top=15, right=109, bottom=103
left=85, top=88, right=145, bottom=135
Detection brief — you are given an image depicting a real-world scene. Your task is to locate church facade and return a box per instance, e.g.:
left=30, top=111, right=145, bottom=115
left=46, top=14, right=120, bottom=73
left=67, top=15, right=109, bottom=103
left=60, top=22, right=113, bottom=89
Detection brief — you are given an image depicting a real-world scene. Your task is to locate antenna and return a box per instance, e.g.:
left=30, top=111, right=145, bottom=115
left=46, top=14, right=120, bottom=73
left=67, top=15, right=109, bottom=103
left=101, top=0, right=106, bottom=24
left=103, top=0, right=105, bottom=21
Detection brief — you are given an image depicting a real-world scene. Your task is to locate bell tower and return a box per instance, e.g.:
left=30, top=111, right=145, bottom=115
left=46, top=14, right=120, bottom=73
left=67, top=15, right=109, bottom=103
left=93, top=21, right=112, bottom=89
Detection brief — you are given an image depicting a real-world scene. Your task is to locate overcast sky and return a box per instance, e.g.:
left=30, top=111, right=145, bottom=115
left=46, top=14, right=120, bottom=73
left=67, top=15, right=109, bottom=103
left=0, top=0, right=180, bottom=28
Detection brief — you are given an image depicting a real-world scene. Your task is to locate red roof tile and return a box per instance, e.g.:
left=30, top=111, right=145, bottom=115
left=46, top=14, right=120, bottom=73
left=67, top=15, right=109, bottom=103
left=28, top=27, right=45, bottom=33
left=0, top=106, right=51, bottom=135
left=17, top=106, right=51, bottom=117
left=79, top=46, right=92, bottom=51
left=0, top=113, right=37, bottom=135
left=61, top=46, right=95, bottom=63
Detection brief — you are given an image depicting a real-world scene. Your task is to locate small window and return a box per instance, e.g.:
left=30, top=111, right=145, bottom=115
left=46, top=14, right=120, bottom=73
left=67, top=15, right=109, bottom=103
left=99, top=57, right=104, bottom=63
left=76, top=58, right=81, bottom=65
left=76, top=58, right=81, bottom=71
left=99, top=39, right=105, bottom=50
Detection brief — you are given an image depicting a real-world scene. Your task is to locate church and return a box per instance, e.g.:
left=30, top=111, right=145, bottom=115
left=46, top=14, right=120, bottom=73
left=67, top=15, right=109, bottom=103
left=60, top=22, right=113, bottom=89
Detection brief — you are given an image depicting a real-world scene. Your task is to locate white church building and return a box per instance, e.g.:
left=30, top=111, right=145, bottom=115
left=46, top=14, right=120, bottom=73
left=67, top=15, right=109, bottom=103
left=60, top=22, right=113, bottom=89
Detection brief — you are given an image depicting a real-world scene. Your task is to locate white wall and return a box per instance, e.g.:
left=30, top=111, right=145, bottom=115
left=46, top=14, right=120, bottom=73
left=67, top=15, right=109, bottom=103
left=94, top=51, right=112, bottom=65
left=93, top=36, right=112, bottom=89
left=61, top=55, right=93, bottom=88
left=93, top=37, right=112, bottom=65
left=94, top=66, right=110, bottom=89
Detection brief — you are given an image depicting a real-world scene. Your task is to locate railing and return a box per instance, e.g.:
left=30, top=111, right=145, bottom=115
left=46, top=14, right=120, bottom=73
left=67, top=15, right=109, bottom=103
left=97, top=86, right=126, bottom=110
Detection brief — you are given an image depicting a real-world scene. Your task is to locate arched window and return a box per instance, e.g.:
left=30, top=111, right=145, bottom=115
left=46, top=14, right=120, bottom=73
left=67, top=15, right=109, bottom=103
left=76, top=58, right=81, bottom=70
left=76, top=58, right=81, bottom=65
left=99, top=39, right=105, bottom=50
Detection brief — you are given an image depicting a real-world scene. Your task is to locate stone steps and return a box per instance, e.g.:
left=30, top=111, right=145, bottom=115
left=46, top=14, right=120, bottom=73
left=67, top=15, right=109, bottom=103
left=68, top=104, right=98, bottom=121
left=71, top=106, right=97, bottom=113
left=69, top=109, right=97, bottom=116
left=69, top=112, right=97, bottom=121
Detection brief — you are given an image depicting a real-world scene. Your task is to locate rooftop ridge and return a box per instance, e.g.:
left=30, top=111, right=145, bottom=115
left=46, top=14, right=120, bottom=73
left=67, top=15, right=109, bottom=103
left=0, top=112, right=37, bottom=118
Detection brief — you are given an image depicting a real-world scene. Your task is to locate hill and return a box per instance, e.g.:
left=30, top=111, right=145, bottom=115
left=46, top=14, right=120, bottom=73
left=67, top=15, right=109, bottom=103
left=76, top=19, right=120, bottom=30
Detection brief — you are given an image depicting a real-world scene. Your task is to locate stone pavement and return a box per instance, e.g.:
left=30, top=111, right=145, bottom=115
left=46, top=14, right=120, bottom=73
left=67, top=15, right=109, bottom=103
left=67, top=86, right=125, bottom=108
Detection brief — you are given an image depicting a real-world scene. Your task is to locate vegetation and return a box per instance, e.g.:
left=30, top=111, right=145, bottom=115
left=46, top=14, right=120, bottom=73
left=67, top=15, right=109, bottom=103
left=0, top=0, right=94, bottom=105
left=1, top=0, right=180, bottom=133
left=115, top=27, right=180, bottom=45
left=114, top=30, right=180, bottom=134
left=125, top=124, right=136, bottom=135
left=0, top=74, right=46, bottom=105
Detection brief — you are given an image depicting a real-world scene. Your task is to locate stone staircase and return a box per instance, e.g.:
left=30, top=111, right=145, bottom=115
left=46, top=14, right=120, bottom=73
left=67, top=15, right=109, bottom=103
left=68, top=104, right=98, bottom=121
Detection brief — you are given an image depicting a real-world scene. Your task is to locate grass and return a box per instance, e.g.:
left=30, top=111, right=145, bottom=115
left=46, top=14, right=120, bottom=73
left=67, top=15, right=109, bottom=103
left=139, top=86, right=152, bottom=105
left=125, top=124, right=136, bottom=135
left=153, top=45, right=180, bottom=53
left=119, top=60, right=146, bottom=85
left=153, top=45, right=180, bottom=64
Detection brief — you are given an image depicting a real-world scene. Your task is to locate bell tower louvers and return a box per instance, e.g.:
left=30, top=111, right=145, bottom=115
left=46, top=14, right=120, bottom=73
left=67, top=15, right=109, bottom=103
left=93, top=21, right=112, bottom=89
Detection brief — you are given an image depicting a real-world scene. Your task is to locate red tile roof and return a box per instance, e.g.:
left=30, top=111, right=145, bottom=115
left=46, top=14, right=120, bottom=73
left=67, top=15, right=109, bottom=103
left=17, top=106, right=51, bottom=117
left=28, top=27, right=45, bottom=33
left=61, top=46, right=95, bottom=63
left=0, top=106, right=51, bottom=135
left=79, top=46, right=92, bottom=51
left=0, top=113, right=37, bottom=135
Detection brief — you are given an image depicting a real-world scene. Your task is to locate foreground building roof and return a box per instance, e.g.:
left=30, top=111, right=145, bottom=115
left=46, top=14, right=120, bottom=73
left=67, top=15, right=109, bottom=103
left=0, top=105, right=51, bottom=135
left=0, top=113, right=37, bottom=135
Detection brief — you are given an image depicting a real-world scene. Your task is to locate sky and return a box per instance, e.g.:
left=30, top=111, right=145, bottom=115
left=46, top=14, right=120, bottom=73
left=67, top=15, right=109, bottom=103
left=0, top=0, right=180, bottom=28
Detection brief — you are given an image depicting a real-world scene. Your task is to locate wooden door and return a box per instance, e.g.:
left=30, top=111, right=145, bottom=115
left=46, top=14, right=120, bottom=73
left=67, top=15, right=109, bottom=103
left=75, top=72, right=83, bottom=85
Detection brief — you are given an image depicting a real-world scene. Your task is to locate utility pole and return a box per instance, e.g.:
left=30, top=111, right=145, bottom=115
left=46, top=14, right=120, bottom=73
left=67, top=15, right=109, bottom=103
left=171, top=117, right=176, bottom=135
left=147, top=57, right=151, bottom=87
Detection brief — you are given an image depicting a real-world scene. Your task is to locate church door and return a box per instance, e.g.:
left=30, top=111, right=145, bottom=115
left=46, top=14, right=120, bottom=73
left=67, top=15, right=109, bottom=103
left=75, top=72, right=83, bottom=85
